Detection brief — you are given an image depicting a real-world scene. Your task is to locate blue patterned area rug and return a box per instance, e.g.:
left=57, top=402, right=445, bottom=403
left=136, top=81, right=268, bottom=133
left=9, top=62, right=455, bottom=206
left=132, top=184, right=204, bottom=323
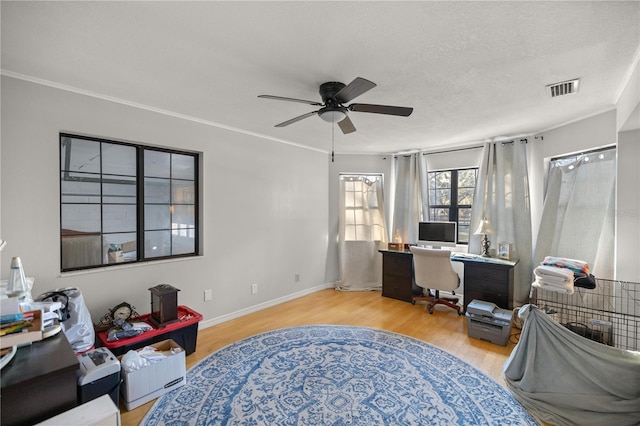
left=141, top=325, right=538, bottom=425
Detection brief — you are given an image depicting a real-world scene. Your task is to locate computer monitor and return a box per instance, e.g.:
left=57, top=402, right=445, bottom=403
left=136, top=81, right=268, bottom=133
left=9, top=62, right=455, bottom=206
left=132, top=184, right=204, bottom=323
left=418, top=221, right=457, bottom=249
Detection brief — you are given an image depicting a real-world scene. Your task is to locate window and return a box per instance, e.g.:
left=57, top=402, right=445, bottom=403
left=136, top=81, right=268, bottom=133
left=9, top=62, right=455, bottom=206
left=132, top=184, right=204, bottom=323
left=535, top=147, right=616, bottom=277
left=340, top=174, right=386, bottom=241
left=427, top=168, right=477, bottom=244
left=60, top=134, right=199, bottom=271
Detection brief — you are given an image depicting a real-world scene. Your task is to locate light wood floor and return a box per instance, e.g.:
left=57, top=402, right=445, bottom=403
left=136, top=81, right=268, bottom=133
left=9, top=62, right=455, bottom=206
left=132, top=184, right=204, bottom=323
left=120, top=288, right=521, bottom=425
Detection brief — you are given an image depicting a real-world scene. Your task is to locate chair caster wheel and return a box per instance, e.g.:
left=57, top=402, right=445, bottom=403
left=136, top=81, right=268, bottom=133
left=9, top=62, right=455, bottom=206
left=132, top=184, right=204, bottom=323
left=412, top=300, right=416, bottom=305
left=457, top=310, right=463, bottom=316
left=428, top=309, right=434, bottom=314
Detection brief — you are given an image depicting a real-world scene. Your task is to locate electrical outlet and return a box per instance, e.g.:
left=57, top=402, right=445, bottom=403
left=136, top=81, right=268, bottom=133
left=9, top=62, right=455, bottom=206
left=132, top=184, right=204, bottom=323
left=251, top=283, right=258, bottom=294
left=295, top=273, right=300, bottom=283
left=204, top=289, right=213, bottom=301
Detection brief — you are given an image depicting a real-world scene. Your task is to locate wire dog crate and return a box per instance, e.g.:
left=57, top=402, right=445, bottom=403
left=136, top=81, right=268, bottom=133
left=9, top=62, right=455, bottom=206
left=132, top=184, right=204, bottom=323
left=530, top=278, right=640, bottom=351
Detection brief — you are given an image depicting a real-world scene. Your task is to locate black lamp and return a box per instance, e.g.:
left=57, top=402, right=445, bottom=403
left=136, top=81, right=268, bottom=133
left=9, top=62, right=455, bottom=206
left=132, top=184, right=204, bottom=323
left=149, top=284, right=180, bottom=328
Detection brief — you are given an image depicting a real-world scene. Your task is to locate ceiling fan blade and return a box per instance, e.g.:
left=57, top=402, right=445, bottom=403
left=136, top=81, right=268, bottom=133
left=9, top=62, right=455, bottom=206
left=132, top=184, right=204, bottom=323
left=348, top=103, right=413, bottom=117
left=258, top=95, right=323, bottom=106
left=274, top=111, right=319, bottom=127
left=337, top=115, right=356, bottom=134
left=334, top=77, right=377, bottom=103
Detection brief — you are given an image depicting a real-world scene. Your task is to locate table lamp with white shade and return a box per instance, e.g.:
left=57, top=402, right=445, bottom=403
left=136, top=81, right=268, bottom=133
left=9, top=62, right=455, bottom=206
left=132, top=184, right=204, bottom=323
left=474, top=218, right=494, bottom=257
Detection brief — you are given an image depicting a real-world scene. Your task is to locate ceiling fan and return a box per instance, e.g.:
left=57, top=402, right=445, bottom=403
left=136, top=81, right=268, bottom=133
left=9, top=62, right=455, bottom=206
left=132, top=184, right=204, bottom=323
left=258, top=77, right=413, bottom=134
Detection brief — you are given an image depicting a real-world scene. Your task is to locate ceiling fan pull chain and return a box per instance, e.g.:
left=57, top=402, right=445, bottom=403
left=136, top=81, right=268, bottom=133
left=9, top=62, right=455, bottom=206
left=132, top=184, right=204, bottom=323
left=331, top=121, right=335, bottom=163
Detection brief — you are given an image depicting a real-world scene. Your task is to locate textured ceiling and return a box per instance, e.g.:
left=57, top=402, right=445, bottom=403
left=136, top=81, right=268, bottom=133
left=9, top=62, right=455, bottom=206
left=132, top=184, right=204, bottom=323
left=2, top=1, right=639, bottom=154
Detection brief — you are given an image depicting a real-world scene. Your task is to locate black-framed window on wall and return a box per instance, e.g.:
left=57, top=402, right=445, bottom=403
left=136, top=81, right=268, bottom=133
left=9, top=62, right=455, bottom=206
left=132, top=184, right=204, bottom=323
left=60, top=133, right=199, bottom=272
left=427, top=168, right=478, bottom=244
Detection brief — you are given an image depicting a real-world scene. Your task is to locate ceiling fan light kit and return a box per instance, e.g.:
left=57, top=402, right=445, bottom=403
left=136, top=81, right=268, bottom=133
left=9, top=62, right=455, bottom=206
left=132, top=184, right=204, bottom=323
left=259, top=77, right=414, bottom=135
left=318, top=107, right=347, bottom=123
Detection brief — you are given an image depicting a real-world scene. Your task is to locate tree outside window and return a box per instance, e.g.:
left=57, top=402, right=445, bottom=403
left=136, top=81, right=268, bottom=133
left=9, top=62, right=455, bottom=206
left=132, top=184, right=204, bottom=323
left=427, top=168, right=477, bottom=244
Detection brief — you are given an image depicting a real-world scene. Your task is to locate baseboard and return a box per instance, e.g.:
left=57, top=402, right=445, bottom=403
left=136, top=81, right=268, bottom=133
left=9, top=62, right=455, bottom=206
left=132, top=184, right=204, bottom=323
left=198, top=283, right=334, bottom=330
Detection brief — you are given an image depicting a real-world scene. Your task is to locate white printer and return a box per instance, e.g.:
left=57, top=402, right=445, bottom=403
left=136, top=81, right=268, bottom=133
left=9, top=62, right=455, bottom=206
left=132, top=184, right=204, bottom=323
left=77, top=347, right=121, bottom=405
left=465, top=300, right=512, bottom=346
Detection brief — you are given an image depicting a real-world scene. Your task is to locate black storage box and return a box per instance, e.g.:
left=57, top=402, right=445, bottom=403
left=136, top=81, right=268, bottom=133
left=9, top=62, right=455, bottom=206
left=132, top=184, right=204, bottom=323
left=95, top=305, right=202, bottom=356
left=104, top=321, right=198, bottom=357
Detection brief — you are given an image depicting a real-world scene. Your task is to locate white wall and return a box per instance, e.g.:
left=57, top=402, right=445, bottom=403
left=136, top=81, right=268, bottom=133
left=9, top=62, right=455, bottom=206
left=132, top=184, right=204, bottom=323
left=615, top=56, right=640, bottom=282
left=424, top=146, right=484, bottom=171
left=617, top=130, right=640, bottom=282
left=1, top=76, right=333, bottom=325
left=616, top=54, right=640, bottom=132
left=535, top=110, right=618, bottom=160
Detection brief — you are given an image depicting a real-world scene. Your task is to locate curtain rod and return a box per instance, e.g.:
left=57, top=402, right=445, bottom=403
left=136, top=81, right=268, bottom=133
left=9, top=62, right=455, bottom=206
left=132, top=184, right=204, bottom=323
left=501, top=138, right=528, bottom=145
left=421, top=144, right=484, bottom=156
left=419, top=138, right=528, bottom=155
left=395, top=145, right=483, bottom=158
left=395, top=137, right=533, bottom=158
left=550, top=144, right=615, bottom=162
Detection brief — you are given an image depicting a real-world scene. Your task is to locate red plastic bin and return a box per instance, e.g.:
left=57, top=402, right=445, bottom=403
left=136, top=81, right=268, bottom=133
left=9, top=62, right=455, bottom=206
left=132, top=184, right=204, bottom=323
left=96, top=305, right=202, bottom=356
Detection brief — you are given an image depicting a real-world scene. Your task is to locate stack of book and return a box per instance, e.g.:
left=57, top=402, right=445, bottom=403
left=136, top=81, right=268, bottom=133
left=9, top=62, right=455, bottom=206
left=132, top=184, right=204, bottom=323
left=0, top=310, right=43, bottom=349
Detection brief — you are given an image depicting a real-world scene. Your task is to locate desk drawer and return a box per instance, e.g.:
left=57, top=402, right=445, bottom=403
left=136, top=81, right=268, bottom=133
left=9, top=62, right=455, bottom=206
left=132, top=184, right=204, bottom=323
left=382, top=256, right=412, bottom=278
left=465, top=265, right=508, bottom=282
left=466, top=278, right=508, bottom=293
left=382, top=275, right=414, bottom=302
left=464, top=278, right=510, bottom=310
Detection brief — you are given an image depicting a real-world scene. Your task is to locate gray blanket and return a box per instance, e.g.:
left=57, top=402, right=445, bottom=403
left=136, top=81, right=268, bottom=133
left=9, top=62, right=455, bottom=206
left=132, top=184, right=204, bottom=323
left=503, top=305, right=640, bottom=426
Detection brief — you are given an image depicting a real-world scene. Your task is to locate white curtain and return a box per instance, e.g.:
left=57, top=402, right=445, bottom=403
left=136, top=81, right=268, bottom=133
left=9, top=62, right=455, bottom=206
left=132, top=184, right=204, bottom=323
left=336, top=175, right=387, bottom=291
left=390, top=153, right=429, bottom=243
left=469, top=141, right=533, bottom=306
left=534, top=148, right=616, bottom=279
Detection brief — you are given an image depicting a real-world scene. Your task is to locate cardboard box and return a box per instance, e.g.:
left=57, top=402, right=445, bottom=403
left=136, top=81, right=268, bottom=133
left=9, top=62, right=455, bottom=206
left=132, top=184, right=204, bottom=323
left=36, top=394, right=120, bottom=426
left=108, top=250, right=124, bottom=263
left=120, top=339, right=186, bottom=410
left=0, top=310, right=43, bottom=349
left=121, top=241, right=137, bottom=253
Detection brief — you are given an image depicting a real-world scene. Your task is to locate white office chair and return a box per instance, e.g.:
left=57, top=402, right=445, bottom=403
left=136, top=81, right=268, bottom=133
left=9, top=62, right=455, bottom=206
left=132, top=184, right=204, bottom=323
left=409, top=246, right=462, bottom=315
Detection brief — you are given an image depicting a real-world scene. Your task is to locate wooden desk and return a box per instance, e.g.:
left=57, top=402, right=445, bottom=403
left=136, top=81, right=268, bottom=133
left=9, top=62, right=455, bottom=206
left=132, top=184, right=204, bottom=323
left=379, top=249, right=423, bottom=302
left=1, top=333, right=79, bottom=426
left=379, top=249, right=518, bottom=312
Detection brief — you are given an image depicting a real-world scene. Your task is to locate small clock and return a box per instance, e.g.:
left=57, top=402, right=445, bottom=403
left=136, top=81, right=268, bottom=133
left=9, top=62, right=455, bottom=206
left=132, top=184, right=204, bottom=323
left=110, top=302, right=134, bottom=321
left=94, top=302, right=139, bottom=331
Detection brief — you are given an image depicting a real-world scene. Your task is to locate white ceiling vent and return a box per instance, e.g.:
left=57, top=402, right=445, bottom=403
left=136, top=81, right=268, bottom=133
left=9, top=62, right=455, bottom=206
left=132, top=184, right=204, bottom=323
left=546, top=78, right=580, bottom=97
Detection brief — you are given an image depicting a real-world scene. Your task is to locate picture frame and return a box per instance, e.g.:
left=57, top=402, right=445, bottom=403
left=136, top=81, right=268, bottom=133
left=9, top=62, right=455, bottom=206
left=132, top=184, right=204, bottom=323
left=498, top=243, right=512, bottom=260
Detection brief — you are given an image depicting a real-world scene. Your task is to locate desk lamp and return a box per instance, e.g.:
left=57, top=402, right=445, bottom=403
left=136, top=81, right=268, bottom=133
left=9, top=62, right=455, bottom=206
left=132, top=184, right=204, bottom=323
left=474, top=218, right=494, bottom=257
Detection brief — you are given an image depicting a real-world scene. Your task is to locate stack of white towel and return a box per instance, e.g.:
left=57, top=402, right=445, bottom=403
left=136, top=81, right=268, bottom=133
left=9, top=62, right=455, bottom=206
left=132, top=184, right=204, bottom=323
left=532, top=264, right=575, bottom=294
